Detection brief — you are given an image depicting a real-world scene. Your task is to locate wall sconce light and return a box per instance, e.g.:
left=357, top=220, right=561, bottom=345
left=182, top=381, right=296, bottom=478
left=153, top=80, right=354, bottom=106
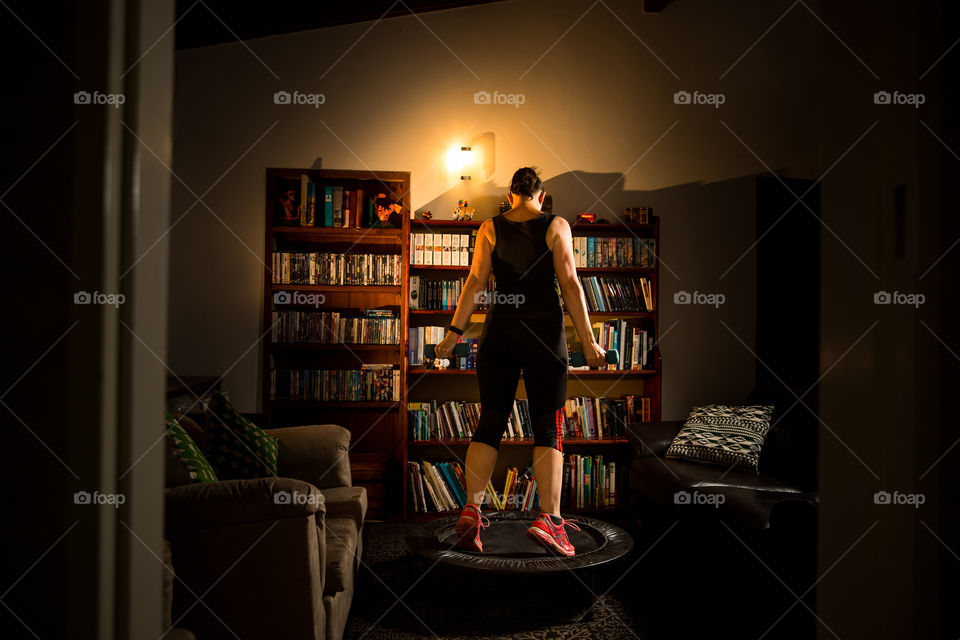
left=447, top=144, right=476, bottom=181
left=459, top=146, right=473, bottom=180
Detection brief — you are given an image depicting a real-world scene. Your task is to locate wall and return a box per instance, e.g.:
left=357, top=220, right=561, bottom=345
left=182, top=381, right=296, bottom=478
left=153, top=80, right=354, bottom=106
left=169, top=0, right=824, bottom=414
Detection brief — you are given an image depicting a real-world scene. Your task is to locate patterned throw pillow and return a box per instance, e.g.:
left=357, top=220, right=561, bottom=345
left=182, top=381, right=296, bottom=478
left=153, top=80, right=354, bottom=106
left=665, top=404, right=775, bottom=473
left=205, top=392, right=279, bottom=480
left=165, top=410, right=218, bottom=483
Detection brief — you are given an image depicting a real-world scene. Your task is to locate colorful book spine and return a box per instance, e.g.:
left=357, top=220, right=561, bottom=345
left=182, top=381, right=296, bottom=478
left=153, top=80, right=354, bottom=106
left=323, top=185, right=333, bottom=227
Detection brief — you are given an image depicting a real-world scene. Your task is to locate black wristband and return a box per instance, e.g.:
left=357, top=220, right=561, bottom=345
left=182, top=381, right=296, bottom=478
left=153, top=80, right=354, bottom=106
left=447, top=325, right=463, bottom=336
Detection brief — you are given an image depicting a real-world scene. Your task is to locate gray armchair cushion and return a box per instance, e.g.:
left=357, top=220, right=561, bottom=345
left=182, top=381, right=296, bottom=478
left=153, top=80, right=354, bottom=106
left=267, top=424, right=353, bottom=490
left=319, top=486, right=367, bottom=530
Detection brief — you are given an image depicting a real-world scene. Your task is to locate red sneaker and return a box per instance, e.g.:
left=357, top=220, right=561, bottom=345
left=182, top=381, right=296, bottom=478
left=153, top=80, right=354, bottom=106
left=526, top=512, right=582, bottom=556
left=454, top=503, right=490, bottom=552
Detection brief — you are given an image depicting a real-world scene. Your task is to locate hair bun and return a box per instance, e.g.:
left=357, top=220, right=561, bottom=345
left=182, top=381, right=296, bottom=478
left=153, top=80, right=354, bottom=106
left=509, top=167, right=543, bottom=199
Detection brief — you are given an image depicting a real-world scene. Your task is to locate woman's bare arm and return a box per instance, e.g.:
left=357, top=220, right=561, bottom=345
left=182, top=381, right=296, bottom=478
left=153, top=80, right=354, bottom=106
left=549, top=217, right=605, bottom=366
left=451, top=219, right=494, bottom=330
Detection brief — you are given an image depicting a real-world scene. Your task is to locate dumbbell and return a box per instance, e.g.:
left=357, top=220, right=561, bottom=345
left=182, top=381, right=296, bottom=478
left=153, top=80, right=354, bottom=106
left=569, top=348, right=620, bottom=367
left=424, top=343, right=471, bottom=369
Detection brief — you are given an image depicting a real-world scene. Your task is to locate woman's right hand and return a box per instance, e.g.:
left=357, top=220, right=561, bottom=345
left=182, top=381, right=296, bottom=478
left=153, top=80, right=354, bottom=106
left=584, top=341, right=607, bottom=368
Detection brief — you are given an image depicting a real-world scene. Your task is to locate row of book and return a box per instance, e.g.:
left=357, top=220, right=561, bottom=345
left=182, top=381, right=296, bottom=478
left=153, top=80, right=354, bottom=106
left=407, top=460, right=470, bottom=513
left=408, top=326, right=479, bottom=368
left=561, top=455, right=624, bottom=509
left=407, top=460, right=540, bottom=513
left=407, top=456, right=624, bottom=513
left=409, top=276, right=494, bottom=311
left=275, top=176, right=402, bottom=229
left=580, top=275, right=654, bottom=312
left=410, top=231, right=477, bottom=266
left=271, top=366, right=400, bottom=402
left=408, top=323, right=656, bottom=372
left=271, top=309, right=400, bottom=345
left=408, top=394, right=651, bottom=442
left=591, top=320, right=655, bottom=370
left=572, top=236, right=656, bottom=268
left=272, top=252, right=402, bottom=286
left=409, top=232, right=654, bottom=269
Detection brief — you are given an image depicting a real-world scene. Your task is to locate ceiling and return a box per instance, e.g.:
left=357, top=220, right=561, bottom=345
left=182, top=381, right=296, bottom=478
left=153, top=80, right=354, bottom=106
left=174, top=0, right=512, bottom=50
left=174, top=0, right=671, bottom=49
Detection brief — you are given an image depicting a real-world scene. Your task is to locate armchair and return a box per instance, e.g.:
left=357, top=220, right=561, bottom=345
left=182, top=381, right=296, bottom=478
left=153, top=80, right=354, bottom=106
left=165, top=424, right=366, bottom=640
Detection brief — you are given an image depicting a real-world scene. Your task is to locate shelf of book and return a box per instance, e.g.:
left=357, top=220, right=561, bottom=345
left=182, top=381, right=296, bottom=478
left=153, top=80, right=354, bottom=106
left=570, top=222, right=655, bottom=233
left=409, top=265, right=653, bottom=275
left=407, top=368, right=476, bottom=375
left=271, top=283, right=402, bottom=294
left=410, top=219, right=482, bottom=229
left=401, top=216, right=661, bottom=521
left=271, top=226, right=403, bottom=245
left=263, top=169, right=411, bottom=507
left=405, top=452, right=632, bottom=517
left=270, top=343, right=403, bottom=352
left=408, top=218, right=655, bottom=237
left=409, top=437, right=631, bottom=446
left=408, top=310, right=655, bottom=320
left=270, top=401, right=402, bottom=409
left=407, top=368, right=657, bottom=377
left=404, top=505, right=629, bottom=522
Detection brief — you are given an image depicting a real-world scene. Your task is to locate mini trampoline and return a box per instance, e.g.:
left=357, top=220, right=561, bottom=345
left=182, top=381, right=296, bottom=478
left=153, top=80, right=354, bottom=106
left=406, top=510, right=633, bottom=573
left=405, top=511, right=634, bottom=622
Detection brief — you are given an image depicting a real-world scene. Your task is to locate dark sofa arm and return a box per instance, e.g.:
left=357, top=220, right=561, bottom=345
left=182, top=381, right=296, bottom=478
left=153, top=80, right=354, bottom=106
left=626, top=421, right=684, bottom=458
left=165, top=477, right=325, bottom=534
left=265, top=424, right=353, bottom=490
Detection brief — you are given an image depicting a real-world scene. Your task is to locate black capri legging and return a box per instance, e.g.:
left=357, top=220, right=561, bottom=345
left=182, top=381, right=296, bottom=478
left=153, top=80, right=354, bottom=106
left=472, top=312, right=568, bottom=452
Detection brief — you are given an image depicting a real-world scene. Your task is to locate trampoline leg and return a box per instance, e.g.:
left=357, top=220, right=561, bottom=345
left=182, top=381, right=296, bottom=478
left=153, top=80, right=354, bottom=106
left=574, top=572, right=598, bottom=622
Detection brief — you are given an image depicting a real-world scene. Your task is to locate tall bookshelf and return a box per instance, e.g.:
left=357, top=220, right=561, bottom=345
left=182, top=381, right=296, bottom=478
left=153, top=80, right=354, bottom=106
left=403, top=216, right=661, bottom=521
left=262, top=168, right=410, bottom=519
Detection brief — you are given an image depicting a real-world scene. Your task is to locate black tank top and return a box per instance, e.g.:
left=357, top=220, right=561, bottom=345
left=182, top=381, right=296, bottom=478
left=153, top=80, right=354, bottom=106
left=488, top=213, right=562, bottom=318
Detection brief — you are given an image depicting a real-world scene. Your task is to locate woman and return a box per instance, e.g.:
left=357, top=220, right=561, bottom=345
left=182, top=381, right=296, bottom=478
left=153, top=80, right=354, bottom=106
left=434, top=167, right=606, bottom=556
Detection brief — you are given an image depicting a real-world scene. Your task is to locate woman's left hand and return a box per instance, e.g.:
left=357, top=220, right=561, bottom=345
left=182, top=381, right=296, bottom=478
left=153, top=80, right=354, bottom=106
left=435, top=331, right=459, bottom=359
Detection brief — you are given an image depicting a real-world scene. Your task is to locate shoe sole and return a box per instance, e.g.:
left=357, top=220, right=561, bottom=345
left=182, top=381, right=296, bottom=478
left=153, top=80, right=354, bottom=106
left=526, top=526, right=575, bottom=557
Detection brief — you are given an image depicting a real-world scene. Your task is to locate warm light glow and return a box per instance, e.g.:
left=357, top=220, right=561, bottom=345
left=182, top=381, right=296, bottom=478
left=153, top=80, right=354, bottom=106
left=446, top=144, right=475, bottom=179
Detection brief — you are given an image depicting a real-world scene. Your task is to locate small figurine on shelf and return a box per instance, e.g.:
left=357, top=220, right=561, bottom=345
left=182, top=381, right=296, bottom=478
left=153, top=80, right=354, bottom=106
left=453, top=199, right=475, bottom=221
left=419, top=210, right=433, bottom=220
left=372, top=193, right=402, bottom=228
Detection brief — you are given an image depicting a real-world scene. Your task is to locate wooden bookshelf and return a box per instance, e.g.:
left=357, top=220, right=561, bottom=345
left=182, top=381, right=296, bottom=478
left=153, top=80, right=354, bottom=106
left=263, top=168, right=411, bottom=518
left=402, top=215, right=661, bottom=520
left=263, top=196, right=661, bottom=520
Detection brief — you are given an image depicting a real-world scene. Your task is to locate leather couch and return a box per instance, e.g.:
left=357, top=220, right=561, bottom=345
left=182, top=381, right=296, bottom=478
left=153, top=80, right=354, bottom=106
left=165, top=424, right=367, bottom=640
left=626, top=388, right=818, bottom=529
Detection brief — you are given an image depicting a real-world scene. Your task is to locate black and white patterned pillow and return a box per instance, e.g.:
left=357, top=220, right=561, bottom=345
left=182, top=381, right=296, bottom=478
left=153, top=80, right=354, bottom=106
left=665, top=404, right=775, bottom=473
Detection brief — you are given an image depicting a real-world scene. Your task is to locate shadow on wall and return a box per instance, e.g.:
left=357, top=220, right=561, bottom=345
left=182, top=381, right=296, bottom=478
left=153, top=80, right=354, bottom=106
left=418, top=170, right=777, bottom=419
